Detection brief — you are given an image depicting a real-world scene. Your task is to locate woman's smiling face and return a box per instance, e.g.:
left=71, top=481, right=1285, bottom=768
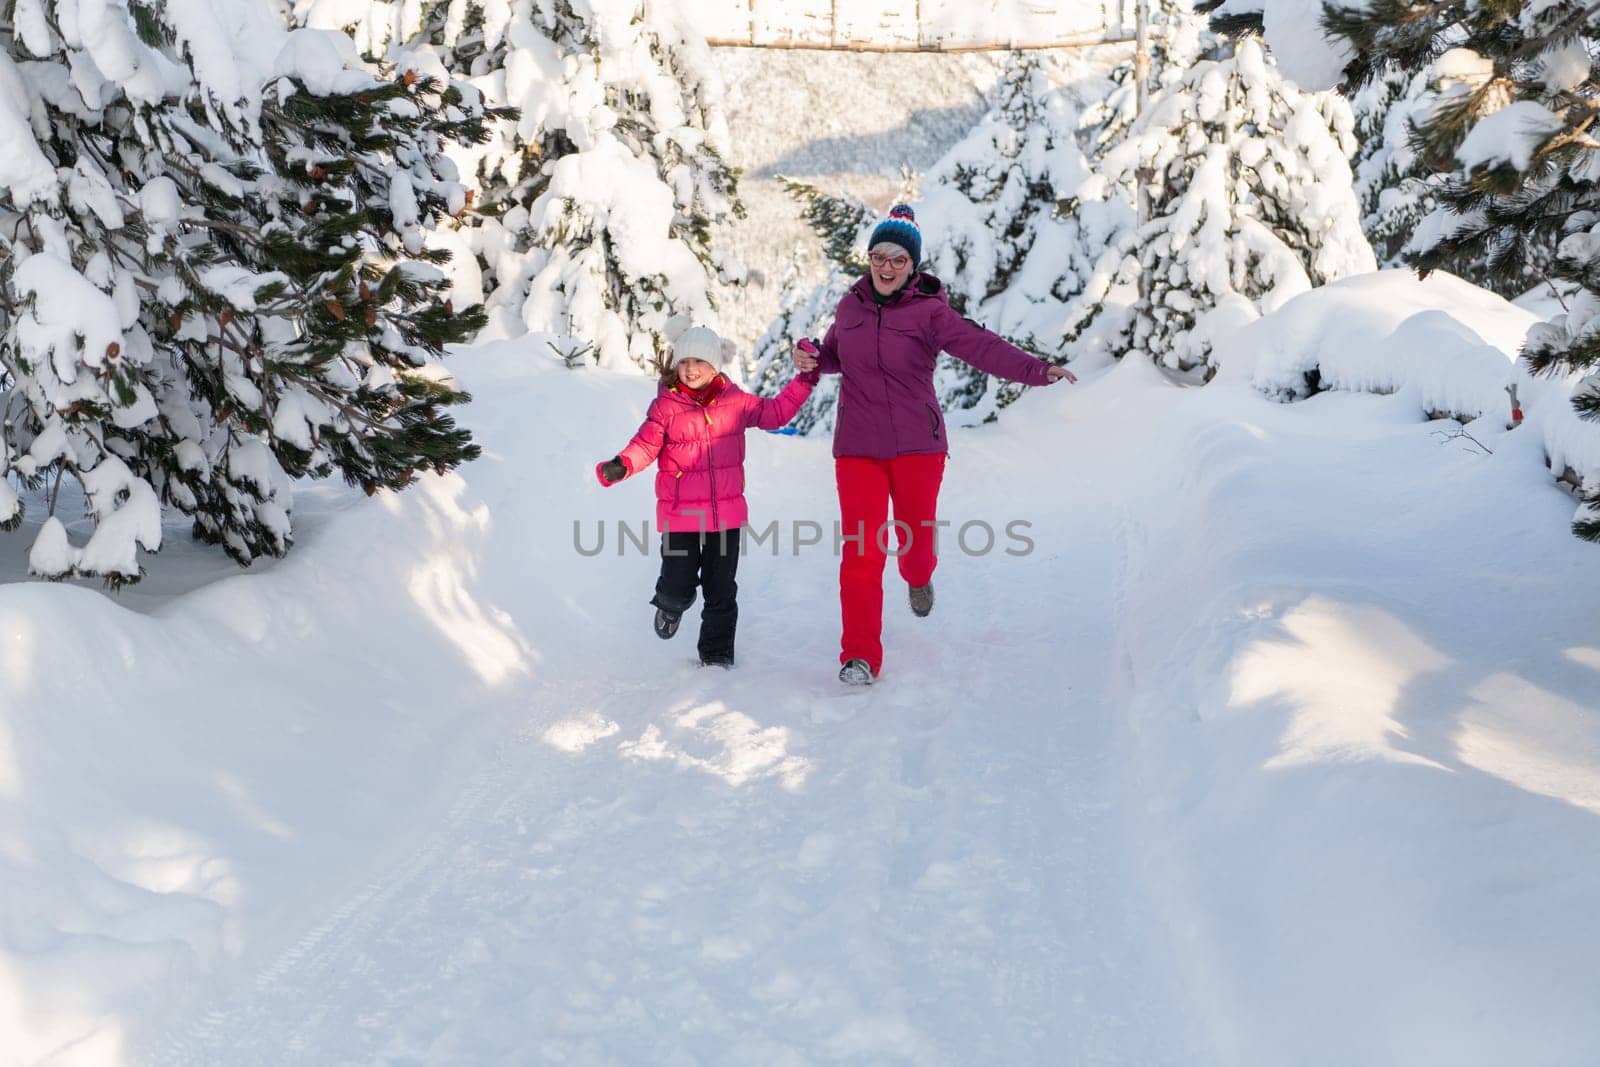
left=869, top=243, right=913, bottom=296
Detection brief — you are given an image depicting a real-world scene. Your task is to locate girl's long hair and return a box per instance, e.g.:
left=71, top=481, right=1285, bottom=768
left=651, top=348, right=680, bottom=389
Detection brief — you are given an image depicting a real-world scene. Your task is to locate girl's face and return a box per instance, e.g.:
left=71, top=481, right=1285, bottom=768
left=869, top=243, right=913, bottom=296
left=678, top=357, right=717, bottom=389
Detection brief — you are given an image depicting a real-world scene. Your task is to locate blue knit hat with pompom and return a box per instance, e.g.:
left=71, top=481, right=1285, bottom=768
left=868, top=204, right=921, bottom=266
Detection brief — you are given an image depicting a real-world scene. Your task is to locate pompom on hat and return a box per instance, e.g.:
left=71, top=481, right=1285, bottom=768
left=868, top=204, right=921, bottom=266
left=663, top=313, right=736, bottom=371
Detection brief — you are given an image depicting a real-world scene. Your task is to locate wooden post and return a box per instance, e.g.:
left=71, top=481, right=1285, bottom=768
left=1134, top=0, right=1149, bottom=125
left=1134, top=0, right=1152, bottom=306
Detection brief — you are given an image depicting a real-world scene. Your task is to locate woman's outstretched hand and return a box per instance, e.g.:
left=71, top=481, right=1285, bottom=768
left=596, top=457, right=627, bottom=485
left=793, top=339, right=820, bottom=374
left=1045, top=366, right=1077, bottom=384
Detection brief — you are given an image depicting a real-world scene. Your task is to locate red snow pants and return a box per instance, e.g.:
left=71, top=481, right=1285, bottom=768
left=835, top=452, right=947, bottom=676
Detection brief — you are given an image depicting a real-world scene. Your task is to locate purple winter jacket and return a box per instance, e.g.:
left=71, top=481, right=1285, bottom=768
left=816, top=273, right=1053, bottom=459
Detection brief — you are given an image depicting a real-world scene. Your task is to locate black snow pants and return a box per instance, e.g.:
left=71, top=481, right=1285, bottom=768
left=652, top=529, right=740, bottom=665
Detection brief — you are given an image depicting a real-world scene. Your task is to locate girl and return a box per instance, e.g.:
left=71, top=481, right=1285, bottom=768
left=597, top=318, right=818, bottom=668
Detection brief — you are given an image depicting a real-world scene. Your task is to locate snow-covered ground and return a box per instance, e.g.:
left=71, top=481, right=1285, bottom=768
left=5, top=267, right=1600, bottom=1064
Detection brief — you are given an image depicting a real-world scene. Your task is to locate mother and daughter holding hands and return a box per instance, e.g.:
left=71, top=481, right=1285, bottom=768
left=596, top=205, right=1075, bottom=686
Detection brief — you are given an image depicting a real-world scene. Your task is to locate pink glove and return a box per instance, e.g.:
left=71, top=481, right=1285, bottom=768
left=795, top=337, right=821, bottom=383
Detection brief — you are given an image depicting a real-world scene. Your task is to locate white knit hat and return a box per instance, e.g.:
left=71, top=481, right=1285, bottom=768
left=664, top=314, right=736, bottom=371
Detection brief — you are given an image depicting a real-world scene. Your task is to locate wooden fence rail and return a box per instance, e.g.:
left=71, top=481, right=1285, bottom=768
left=694, top=0, right=1137, bottom=52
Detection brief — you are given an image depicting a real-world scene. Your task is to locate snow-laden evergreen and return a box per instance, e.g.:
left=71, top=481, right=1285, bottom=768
left=917, top=51, right=1116, bottom=420
left=1063, top=35, right=1375, bottom=373
left=1350, top=61, right=1555, bottom=298
left=1076, top=0, right=1206, bottom=159
left=0, top=1, right=488, bottom=584
left=297, top=0, right=745, bottom=371
left=739, top=176, right=895, bottom=436
left=1352, top=66, right=1440, bottom=272
left=1238, top=2, right=1600, bottom=539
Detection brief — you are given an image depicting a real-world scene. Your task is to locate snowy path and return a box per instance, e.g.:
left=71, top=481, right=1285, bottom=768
left=28, top=336, right=1600, bottom=1065
left=142, top=427, right=1194, bottom=1064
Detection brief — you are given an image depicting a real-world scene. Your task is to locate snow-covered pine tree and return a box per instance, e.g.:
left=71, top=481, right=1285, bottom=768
left=1316, top=3, right=1600, bottom=539
left=0, top=8, right=490, bottom=584
left=296, top=0, right=745, bottom=371
left=1352, top=66, right=1440, bottom=270
left=784, top=177, right=875, bottom=279
left=739, top=177, right=880, bottom=435
left=918, top=51, right=1112, bottom=420
left=1078, top=0, right=1206, bottom=158
left=1061, top=35, right=1375, bottom=373
left=1349, top=60, right=1556, bottom=297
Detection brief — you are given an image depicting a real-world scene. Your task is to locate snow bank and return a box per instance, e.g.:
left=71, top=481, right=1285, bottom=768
left=1086, top=352, right=1600, bottom=1066
left=0, top=339, right=607, bottom=1061
left=1217, top=268, right=1600, bottom=495
left=1217, top=270, right=1534, bottom=411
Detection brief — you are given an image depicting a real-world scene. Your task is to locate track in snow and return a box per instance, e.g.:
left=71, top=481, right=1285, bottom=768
left=140, top=453, right=1193, bottom=1065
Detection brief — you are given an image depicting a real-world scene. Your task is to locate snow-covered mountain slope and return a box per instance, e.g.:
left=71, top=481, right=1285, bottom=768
left=4, top=274, right=1600, bottom=1064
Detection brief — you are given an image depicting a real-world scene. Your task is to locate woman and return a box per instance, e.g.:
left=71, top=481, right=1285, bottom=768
left=794, top=205, right=1075, bottom=686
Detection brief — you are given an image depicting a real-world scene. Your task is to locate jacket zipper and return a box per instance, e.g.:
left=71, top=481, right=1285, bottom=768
left=705, top=406, right=719, bottom=530
left=925, top=402, right=941, bottom=441
left=875, top=303, right=900, bottom=450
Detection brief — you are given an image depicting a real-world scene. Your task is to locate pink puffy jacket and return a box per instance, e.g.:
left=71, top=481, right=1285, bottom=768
left=609, top=373, right=815, bottom=533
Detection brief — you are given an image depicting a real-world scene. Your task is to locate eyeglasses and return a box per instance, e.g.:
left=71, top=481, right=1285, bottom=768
left=868, top=252, right=910, bottom=269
